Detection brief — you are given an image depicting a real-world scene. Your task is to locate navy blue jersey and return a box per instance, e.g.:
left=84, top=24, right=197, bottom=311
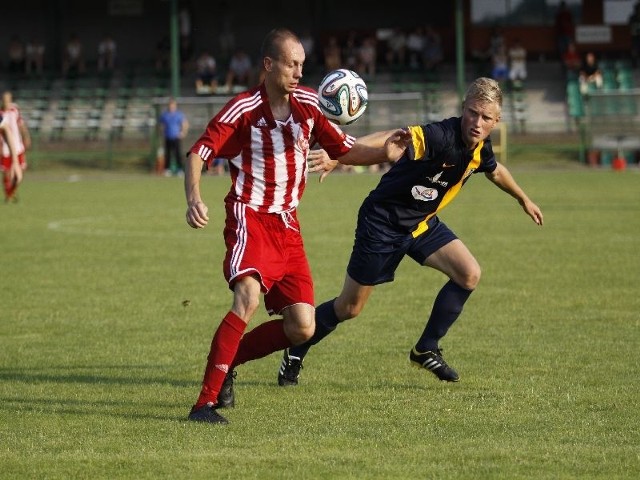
left=365, top=116, right=498, bottom=238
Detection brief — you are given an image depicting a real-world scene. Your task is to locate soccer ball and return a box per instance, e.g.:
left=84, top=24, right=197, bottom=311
left=317, top=69, right=368, bottom=125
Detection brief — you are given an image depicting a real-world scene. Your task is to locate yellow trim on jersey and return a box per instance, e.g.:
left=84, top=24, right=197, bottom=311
left=411, top=140, right=484, bottom=238
left=408, top=125, right=426, bottom=160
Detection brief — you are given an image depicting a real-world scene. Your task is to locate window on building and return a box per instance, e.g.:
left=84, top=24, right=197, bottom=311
left=603, top=0, right=635, bottom=24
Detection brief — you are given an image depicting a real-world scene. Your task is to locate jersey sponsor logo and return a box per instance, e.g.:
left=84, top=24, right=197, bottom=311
left=426, top=171, right=448, bottom=187
left=411, top=185, right=439, bottom=201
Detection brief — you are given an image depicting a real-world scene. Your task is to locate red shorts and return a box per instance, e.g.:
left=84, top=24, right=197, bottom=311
left=1, top=153, right=27, bottom=170
left=223, top=202, right=314, bottom=315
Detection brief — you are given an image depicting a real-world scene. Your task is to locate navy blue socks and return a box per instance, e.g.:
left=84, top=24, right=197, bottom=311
left=415, top=280, right=472, bottom=352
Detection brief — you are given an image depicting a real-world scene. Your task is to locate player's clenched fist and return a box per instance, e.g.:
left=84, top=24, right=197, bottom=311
left=186, top=201, right=209, bottom=228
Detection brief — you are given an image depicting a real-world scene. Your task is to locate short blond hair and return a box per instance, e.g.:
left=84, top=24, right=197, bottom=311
left=463, top=77, right=502, bottom=114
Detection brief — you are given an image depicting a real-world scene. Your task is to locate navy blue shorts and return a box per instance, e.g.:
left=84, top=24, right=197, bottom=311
left=346, top=209, right=457, bottom=286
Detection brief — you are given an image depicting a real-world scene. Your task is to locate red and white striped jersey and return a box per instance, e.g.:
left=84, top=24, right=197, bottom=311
left=190, top=84, right=355, bottom=213
left=0, top=104, right=25, bottom=158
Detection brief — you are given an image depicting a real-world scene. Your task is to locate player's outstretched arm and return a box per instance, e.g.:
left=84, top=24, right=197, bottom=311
left=485, top=162, right=544, bottom=226
left=340, top=128, right=411, bottom=166
left=184, top=152, right=209, bottom=229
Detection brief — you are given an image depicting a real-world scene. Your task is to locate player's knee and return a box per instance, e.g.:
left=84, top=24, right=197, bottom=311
left=244, top=297, right=262, bottom=317
left=288, top=321, right=315, bottom=345
left=460, top=266, right=481, bottom=290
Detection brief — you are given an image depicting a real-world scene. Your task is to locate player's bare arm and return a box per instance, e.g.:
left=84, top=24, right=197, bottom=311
left=339, top=128, right=411, bottom=166
left=308, top=129, right=410, bottom=182
left=355, top=128, right=402, bottom=147
left=184, top=152, right=209, bottom=229
left=486, top=162, right=544, bottom=226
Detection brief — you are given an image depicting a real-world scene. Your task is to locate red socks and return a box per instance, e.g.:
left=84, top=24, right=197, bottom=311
left=231, top=319, right=291, bottom=368
left=3, top=173, right=17, bottom=200
left=194, top=312, right=246, bottom=409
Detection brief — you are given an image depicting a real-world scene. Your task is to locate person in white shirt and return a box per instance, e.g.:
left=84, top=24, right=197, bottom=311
left=508, top=39, right=527, bottom=85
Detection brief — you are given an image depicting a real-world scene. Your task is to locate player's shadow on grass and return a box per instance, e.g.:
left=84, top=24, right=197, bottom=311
left=0, top=395, right=194, bottom=422
left=0, top=365, right=200, bottom=422
left=0, top=364, right=193, bottom=388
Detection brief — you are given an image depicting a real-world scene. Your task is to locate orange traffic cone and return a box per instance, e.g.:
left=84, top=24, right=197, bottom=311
left=612, top=155, right=626, bottom=171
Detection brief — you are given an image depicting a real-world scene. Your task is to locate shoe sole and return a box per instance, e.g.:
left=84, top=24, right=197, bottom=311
left=410, top=360, right=460, bottom=382
left=188, top=409, right=229, bottom=424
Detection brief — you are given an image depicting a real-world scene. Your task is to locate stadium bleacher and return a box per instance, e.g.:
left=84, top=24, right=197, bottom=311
left=1, top=58, right=636, bottom=159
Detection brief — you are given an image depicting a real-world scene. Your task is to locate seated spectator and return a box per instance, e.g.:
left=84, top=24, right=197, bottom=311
left=25, top=38, right=45, bottom=75
left=224, top=48, right=253, bottom=92
left=579, top=51, right=603, bottom=93
left=562, top=41, right=581, bottom=77
left=7, top=35, right=25, bottom=74
left=62, top=33, right=85, bottom=77
left=406, top=27, right=425, bottom=70
left=300, top=29, right=317, bottom=73
left=358, top=36, right=377, bottom=77
left=323, top=35, right=342, bottom=73
left=97, top=33, right=117, bottom=73
left=385, top=28, right=407, bottom=70
left=508, top=38, right=527, bottom=87
left=344, top=31, right=360, bottom=72
left=423, top=25, right=443, bottom=72
left=195, top=50, right=218, bottom=94
left=491, top=45, right=509, bottom=83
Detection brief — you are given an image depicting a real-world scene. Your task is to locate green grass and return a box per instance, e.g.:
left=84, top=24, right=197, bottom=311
left=1, top=164, right=639, bottom=479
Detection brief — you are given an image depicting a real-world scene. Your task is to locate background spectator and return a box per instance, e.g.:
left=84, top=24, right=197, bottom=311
left=562, top=40, right=581, bottom=77
left=224, top=48, right=253, bottom=91
left=358, top=36, right=377, bottom=77
left=299, top=29, right=317, bottom=73
left=406, top=27, right=425, bottom=70
left=423, top=25, right=443, bottom=72
left=579, top=51, right=603, bottom=93
left=508, top=38, right=527, bottom=86
left=555, top=0, right=575, bottom=59
left=97, top=33, right=117, bottom=73
left=7, top=35, right=25, bottom=74
left=195, top=50, right=218, bottom=94
left=25, top=37, right=45, bottom=75
left=343, top=31, right=360, bottom=72
left=491, top=44, right=509, bottom=83
left=62, top=33, right=85, bottom=77
left=158, top=98, right=189, bottom=177
left=385, top=28, right=407, bottom=70
left=323, top=35, right=342, bottom=74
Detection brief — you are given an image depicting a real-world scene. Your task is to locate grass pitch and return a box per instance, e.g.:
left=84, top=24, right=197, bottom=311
left=1, top=164, right=639, bottom=479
